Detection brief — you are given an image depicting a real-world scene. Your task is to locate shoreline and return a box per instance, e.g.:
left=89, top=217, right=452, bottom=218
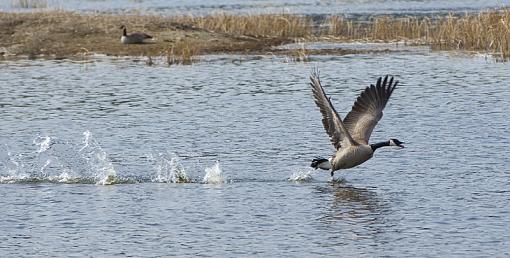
left=0, top=11, right=300, bottom=61
left=1, top=10, right=510, bottom=61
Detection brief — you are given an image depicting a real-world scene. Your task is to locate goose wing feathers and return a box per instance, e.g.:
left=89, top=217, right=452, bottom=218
left=343, top=75, right=398, bottom=144
left=310, top=69, right=356, bottom=149
left=133, top=32, right=152, bottom=39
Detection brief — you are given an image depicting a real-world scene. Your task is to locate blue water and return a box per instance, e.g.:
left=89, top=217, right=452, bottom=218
left=2, top=0, right=510, bottom=15
left=1, top=46, right=510, bottom=256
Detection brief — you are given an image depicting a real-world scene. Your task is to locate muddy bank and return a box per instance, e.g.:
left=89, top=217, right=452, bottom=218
left=0, top=12, right=295, bottom=59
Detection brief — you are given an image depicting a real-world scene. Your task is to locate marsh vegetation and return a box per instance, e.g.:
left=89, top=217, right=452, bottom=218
left=2, top=9, right=510, bottom=62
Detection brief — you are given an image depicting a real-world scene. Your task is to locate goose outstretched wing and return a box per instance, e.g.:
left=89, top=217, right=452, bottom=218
left=343, top=75, right=398, bottom=145
left=310, top=69, right=356, bottom=149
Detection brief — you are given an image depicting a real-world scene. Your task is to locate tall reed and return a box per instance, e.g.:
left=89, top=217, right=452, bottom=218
left=174, top=13, right=313, bottom=38
left=430, top=11, right=510, bottom=59
left=11, top=0, right=47, bottom=8
left=319, top=10, right=510, bottom=59
left=166, top=40, right=200, bottom=66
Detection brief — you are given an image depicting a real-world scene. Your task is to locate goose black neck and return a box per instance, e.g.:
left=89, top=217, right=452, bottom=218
left=370, top=140, right=390, bottom=151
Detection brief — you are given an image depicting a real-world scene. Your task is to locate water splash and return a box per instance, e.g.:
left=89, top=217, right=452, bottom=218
left=33, top=135, right=51, bottom=153
left=79, top=131, right=91, bottom=152
left=0, top=149, right=30, bottom=183
left=39, top=159, right=51, bottom=175
left=168, top=156, right=189, bottom=183
left=203, top=161, right=224, bottom=184
left=46, top=169, right=81, bottom=183
left=33, top=135, right=82, bottom=183
left=149, top=152, right=190, bottom=183
left=2, top=133, right=231, bottom=185
left=79, top=131, right=117, bottom=185
left=288, top=169, right=315, bottom=183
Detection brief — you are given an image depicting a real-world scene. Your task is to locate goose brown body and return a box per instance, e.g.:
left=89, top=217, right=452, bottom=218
left=120, top=25, right=152, bottom=44
left=309, top=69, right=404, bottom=175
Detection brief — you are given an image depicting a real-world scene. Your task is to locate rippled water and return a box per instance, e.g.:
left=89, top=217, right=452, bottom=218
left=2, top=0, right=510, bottom=15
left=1, top=46, right=510, bottom=256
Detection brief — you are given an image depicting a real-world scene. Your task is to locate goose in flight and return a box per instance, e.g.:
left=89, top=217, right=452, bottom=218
left=309, top=69, right=404, bottom=179
left=120, top=25, right=152, bottom=44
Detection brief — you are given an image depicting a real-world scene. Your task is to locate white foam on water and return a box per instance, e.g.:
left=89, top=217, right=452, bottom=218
left=33, top=135, right=51, bottom=153
left=288, top=168, right=315, bottom=183
left=97, top=171, right=116, bottom=185
left=46, top=168, right=79, bottom=183
left=39, top=159, right=51, bottom=176
left=0, top=150, right=30, bottom=183
left=79, top=131, right=117, bottom=185
left=1, top=132, right=120, bottom=184
left=202, top=161, right=224, bottom=184
left=80, top=130, right=91, bottom=152
left=149, top=152, right=189, bottom=183
left=1, top=133, right=231, bottom=185
left=56, top=170, right=73, bottom=183
left=168, top=156, right=189, bottom=183
left=33, top=136, right=85, bottom=183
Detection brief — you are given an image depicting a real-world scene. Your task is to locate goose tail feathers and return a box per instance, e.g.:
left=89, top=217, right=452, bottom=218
left=311, top=157, right=332, bottom=170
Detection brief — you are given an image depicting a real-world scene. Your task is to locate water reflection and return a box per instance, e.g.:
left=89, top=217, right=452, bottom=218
left=312, top=181, right=393, bottom=247
left=2, top=47, right=510, bottom=256
left=315, top=183, right=383, bottom=223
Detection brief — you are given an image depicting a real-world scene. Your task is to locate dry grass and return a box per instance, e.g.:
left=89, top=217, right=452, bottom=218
left=2, top=10, right=510, bottom=61
left=0, top=11, right=290, bottom=61
left=431, top=12, right=510, bottom=59
left=321, top=14, right=431, bottom=41
left=284, top=42, right=310, bottom=62
left=166, top=39, right=201, bottom=65
left=11, top=0, right=47, bottom=9
left=320, top=10, right=510, bottom=59
left=370, top=16, right=430, bottom=41
left=166, top=9, right=510, bottom=60
left=175, top=13, right=313, bottom=38
left=320, top=15, right=365, bottom=39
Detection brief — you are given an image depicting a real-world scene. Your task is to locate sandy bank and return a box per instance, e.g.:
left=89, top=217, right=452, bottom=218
left=0, top=11, right=294, bottom=59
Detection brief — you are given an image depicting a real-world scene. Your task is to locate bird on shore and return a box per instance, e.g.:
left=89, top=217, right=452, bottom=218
left=309, top=69, right=404, bottom=180
left=119, top=25, right=152, bottom=44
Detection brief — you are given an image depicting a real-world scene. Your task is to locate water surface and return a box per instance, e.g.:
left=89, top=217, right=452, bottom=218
left=1, top=47, right=510, bottom=256
left=2, top=0, right=510, bottom=15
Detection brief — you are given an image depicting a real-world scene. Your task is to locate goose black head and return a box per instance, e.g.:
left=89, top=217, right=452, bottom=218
left=389, top=138, right=405, bottom=148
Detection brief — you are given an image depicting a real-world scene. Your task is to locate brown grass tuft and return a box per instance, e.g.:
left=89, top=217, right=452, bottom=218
left=287, top=42, right=310, bottom=62
left=166, top=39, right=201, bottom=65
